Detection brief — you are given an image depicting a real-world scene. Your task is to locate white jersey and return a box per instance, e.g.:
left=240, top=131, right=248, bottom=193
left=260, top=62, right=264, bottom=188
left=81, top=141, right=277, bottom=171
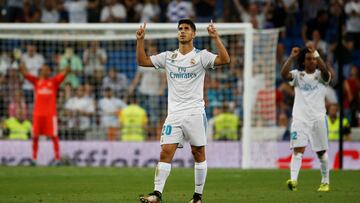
left=150, top=48, right=217, bottom=114
left=289, top=69, right=330, bottom=122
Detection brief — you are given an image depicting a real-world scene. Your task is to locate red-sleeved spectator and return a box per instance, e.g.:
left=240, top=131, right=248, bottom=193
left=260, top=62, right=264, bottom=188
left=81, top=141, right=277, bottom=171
left=19, top=63, right=70, bottom=166
left=344, top=64, right=360, bottom=126
left=8, top=90, right=28, bottom=120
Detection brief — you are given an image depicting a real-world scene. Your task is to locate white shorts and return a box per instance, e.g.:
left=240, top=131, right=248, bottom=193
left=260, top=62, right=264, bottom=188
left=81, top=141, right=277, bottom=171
left=160, top=112, right=208, bottom=148
left=290, top=117, right=329, bottom=152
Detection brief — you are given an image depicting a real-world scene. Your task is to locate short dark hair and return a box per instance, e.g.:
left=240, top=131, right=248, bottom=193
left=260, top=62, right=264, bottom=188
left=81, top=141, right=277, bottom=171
left=178, top=19, right=196, bottom=32
left=296, top=47, right=311, bottom=70
left=104, top=87, right=112, bottom=92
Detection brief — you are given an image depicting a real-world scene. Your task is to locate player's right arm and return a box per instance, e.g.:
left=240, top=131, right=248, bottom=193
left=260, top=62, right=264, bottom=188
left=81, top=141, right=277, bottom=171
left=18, top=63, right=28, bottom=76
left=136, top=22, right=154, bottom=67
left=281, top=47, right=300, bottom=81
left=19, top=63, right=37, bottom=84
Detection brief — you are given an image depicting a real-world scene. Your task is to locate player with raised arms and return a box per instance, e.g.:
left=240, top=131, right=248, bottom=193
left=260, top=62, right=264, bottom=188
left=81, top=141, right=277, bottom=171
left=137, top=19, right=230, bottom=203
left=19, top=62, right=71, bottom=165
left=281, top=44, right=332, bottom=192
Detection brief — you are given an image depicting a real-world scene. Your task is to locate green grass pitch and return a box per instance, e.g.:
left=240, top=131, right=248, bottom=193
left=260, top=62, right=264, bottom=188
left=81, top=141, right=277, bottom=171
left=0, top=167, right=359, bottom=203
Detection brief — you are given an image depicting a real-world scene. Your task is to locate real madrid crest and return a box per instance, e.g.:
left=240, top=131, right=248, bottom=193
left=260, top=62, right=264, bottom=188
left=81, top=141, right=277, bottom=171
left=171, top=53, right=177, bottom=63
left=190, top=58, right=196, bottom=65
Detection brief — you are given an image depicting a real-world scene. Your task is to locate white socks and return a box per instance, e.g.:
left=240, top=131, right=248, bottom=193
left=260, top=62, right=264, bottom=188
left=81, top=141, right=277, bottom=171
left=154, top=162, right=171, bottom=193
left=194, top=161, right=207, bottom=194
left=319, top=152, right=330, bottom=184
left=153, top=161, right=208, bottom=194
left=290, top=153, right=303, bottom=181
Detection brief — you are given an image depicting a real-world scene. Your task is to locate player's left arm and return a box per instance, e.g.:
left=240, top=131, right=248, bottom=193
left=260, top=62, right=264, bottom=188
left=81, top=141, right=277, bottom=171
left=307, top=44, right=331, bottom=83
left=54, top=62, right=71, bottom=85
left=62, top=63, right=72, bottom=76
left=208, top=20, right=231, bottom=66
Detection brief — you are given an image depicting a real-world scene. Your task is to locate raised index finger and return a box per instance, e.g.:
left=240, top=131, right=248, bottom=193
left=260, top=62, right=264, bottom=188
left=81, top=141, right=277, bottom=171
left=143, top=22, right=147, bottom=30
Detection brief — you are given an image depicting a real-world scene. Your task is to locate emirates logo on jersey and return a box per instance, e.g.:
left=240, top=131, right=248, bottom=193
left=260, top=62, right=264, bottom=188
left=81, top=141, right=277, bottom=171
left=38, top=88, right=53, bottom=95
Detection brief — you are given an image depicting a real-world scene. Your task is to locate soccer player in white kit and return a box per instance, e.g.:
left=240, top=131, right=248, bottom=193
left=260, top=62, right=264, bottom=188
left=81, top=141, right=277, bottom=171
left=137, top=19, right=230, bottom=203
left=281, top=44, right=332, bottom=192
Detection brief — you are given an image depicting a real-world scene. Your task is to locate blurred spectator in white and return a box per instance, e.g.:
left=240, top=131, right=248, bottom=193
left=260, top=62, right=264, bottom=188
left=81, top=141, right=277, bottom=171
left=307, top=30, right=328, bottom=59
left=140, top=0, right=160, bottom=22
left=83, top=82, right=94, bottom=99
left=83, top=41, right=107, bottom=77
left=21, top=44, right=44, bottom=77
left=4, top=0, right=23, bottom=22
left=100, top=0, right=127, bottom=23
left=21, top=44, right=45, bottom=103
left=124, top=0, right=143, bottom=22
left=102, top=68, right=128, bottom=99
left=22, top=0, right=41, bottom=23
left=193, top=0, right=215, bottom=22
left=98, top=87, right=127, bottom=141
left=345, top=0, right=360, bottom=49
left=60, top=0, right=99, bottom=23
left=41, top=0, right=60, bottom=23
left=59, top=47, right=83, bottom=88
left=8, top=90, right=28, bottom=120
left=325, top=86, right=338, bottom=109
left=166, top=0, right=195, bottom=22
left=2, top=108, right=31, bottom=140
left=0, top=52, right=11, bottom=75
left=232, top=0, right=271, bottom=29
left=65, top=85, right=95, bottom=138
left=57, top=82, right=73, bottom=135
left=58, top=82, right=73, bottom=107
left=128, top=44, right=166, bottom=139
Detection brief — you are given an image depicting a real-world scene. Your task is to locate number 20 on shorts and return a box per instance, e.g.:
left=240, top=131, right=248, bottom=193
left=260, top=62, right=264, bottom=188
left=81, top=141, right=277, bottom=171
left=162, top=125, right=172, bottom=136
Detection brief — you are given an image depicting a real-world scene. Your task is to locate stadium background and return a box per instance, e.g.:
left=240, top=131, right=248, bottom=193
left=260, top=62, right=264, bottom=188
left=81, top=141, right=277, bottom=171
left=0, top=0, right=359, bottom=168
left=0, top=1, right=360, bottom=202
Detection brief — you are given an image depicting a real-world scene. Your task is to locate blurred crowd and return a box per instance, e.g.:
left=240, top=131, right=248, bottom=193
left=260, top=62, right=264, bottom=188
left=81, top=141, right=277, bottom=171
left=0, top=0, right=359, bottom=141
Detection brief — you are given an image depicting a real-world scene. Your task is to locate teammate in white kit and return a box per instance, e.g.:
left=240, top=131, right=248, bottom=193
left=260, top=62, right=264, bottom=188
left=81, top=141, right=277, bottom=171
left=137, top=19, right=230, bottom=203
left=281, top=44, right=332, bottom=192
